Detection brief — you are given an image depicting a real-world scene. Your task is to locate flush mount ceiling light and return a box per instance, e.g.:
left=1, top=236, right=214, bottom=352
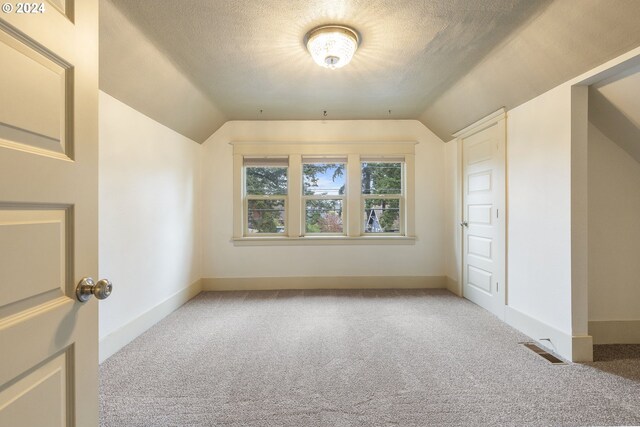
left=305, top=25, right=360, bottom=69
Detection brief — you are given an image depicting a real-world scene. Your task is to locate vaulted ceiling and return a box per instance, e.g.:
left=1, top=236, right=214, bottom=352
left=590, top=64, right=640, bottom=164
left=100, top=0, right=640, bottom=143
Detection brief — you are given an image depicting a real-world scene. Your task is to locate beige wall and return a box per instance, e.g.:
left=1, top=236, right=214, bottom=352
left=588, top=123, right=640, bottom=322
left=201, top=120, right=447, bottom=281
left=440, top=48, right=640, bottom=361
left=441, top=84, right=584, bottom=360
left=98, top=92, right=202, bottom=358
left=443, top=140, right=461, bottom=293
left=507, top=84, right=574, bottom=335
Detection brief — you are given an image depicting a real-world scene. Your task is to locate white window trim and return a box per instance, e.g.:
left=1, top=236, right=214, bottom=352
left=361, top=160, right=405, bottom=235
left=242, top=159, right=289, bottom=237
left=302, top=158, right=347, bottom=236
left=231, top=235, right=416, bottom=246
left=232, top=141, right=417, bottom=244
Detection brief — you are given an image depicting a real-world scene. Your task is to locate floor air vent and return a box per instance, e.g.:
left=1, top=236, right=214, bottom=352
left=521, top=342, right=567, bottom=365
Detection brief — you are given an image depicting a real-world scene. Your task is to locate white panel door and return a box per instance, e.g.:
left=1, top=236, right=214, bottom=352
left=0, top=2, right=100, bottom=426
left=461, top=118, right=506, bottom=318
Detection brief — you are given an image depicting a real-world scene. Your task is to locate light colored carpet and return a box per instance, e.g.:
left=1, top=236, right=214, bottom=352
left=100, top=289, right=640, bottom=426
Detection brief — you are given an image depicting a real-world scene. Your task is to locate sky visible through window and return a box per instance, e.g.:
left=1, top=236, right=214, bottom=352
left=303, top=163, right=345, bottom=196
left=243, top=160, right=404, bottom=235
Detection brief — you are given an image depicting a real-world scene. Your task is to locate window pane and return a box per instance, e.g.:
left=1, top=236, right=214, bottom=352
left=306, top=199, right=343, bottom=233
left=303, top=163, right=345, bottom=196
left=247, top=199, right=285, bottom=233
left=361, top=162, right=402, bottom=195
left=246, top=166, right=288, bottom=195
left=364, top=198, right=400, bottom=233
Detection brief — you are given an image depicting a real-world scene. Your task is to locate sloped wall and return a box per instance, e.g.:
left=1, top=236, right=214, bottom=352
left=98, top=92, right=202, bottom=361
left=588, top=122, right=640, bottom=343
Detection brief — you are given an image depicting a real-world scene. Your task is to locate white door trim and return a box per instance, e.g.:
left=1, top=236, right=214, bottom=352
left=453, top=108, right=507, bottom=138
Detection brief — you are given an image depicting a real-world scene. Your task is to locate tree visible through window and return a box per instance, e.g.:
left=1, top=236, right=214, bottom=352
left=245, top=164, right=288, bottom=234
left=238, top=153, right=409, bottom=239
left=303, top=162, right=345, bottom=234
left=361, top=162, right=402, bottom=233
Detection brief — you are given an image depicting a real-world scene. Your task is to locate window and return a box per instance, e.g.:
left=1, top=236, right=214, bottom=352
left=361, top=160, right=403, bottom=234
left=302, top=159, right=346, bottom=234
left=232, top=142, right=415, bottom=243
left=244, top=157, right=288, bottom=235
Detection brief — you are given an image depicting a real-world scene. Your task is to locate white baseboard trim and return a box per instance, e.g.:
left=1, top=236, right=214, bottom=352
left=99, top=279, right=202, bottom=363
left=572, top=335, right=594, bottom=362
left=202, top=276, right=446, bottom=291
left=505, top=306, right=593, bottom=362
left=589, top=320, right=640, bottom=344
left=445, top=276, right=461, bottom=296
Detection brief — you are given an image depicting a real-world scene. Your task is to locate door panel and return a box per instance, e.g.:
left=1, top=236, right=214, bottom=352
left=467, top=235, right=492, bottom=259
left=0, top=2, right=99, bottom=426
left=0, top=22, right=72, bottom=158
left=0, top=352, right=68, bottom=427
left=468, top=171, right=492, bottom=192
left=461, top=118, right=506, bottom=318
left=468, top=204, right=492, bottom=224
left=0, top=210, right=66, bottom=309
left=468, top=265, right=492, bottom=293
left=47, top=0, right=71, bottom=17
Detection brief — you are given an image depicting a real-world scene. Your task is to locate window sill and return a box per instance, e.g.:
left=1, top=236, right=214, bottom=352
left=232, top=235, right=417, bottom=246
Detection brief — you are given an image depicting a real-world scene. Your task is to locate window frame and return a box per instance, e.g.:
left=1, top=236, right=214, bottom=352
left=302, top=158, right=347, bottom=236
left=232, top=142, right=416, bottom=244
left=244, top=194, right=288, bottom=236
left=243, top=160, right=289, bottom=237
left=360, top=160, right=405, bottom=235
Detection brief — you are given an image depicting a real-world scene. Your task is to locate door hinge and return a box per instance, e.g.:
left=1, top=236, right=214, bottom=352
left=496, top=209, right=499, bottom=218
left=496, top=282, right=499, bottom=292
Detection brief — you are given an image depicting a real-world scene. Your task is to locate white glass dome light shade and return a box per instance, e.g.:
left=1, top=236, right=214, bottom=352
left=305, top=25, right=359, bottom=69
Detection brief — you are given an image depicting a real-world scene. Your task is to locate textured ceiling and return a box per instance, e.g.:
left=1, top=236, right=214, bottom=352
left=100, top=0, right=226, bottom=142
left=420, top=0, right=640, bottom=140
left=101, top=0, right=640, bottom=142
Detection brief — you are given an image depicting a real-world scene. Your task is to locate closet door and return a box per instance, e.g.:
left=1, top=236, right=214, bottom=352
left=460, top=114, right=506, bottom=319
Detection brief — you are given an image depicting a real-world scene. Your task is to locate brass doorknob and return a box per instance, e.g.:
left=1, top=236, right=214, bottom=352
left=76, top=277, right=113, bottom=302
